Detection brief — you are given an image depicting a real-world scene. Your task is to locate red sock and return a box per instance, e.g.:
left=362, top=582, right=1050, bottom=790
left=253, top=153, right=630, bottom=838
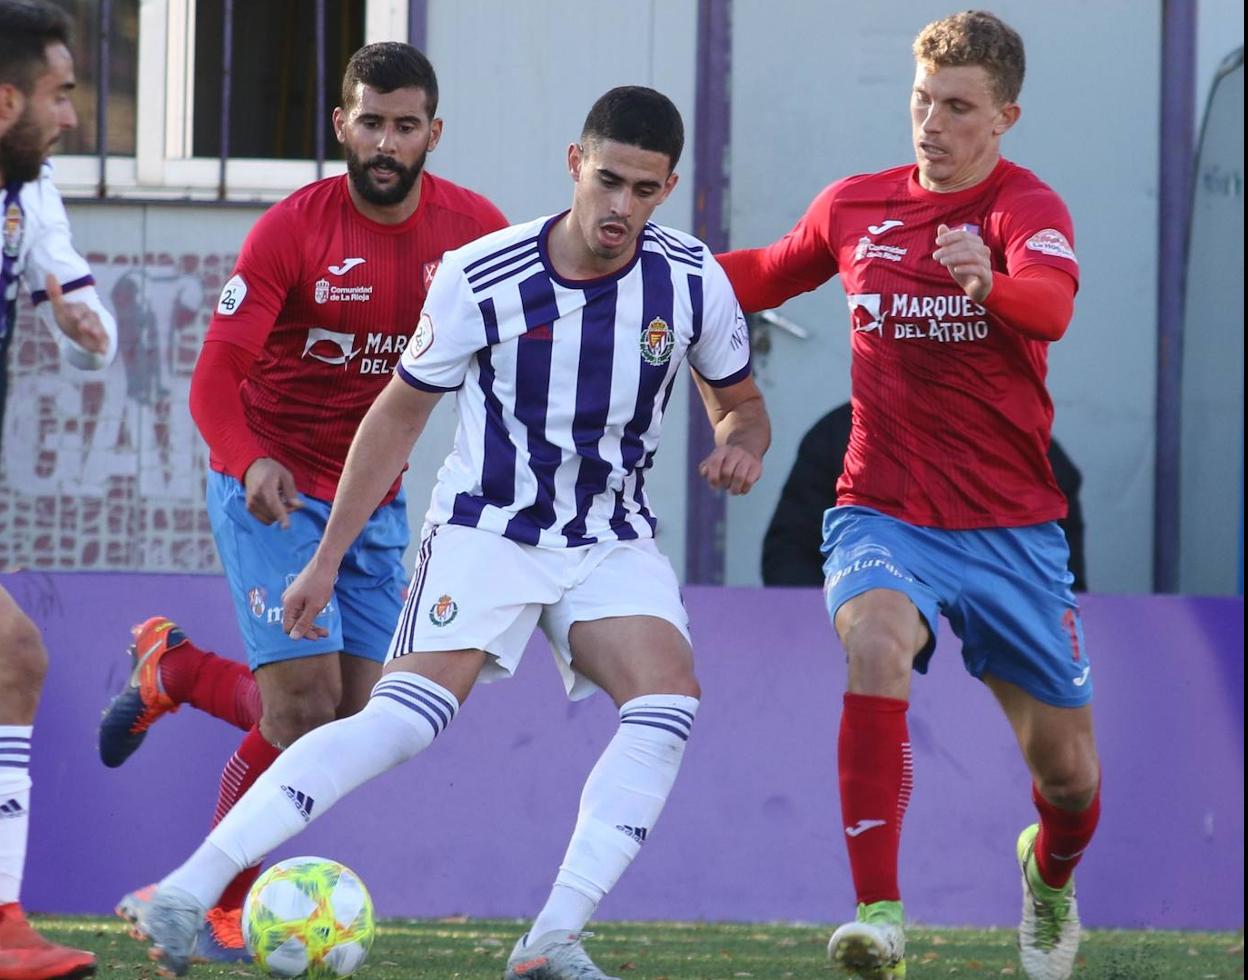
left=211, top=724, right=282, bottom=911
left=1032, top=781, right=1101, bottom=889
left=160, top=642, right=261, bottom=731
left=838, top=693, right=912, bottom=905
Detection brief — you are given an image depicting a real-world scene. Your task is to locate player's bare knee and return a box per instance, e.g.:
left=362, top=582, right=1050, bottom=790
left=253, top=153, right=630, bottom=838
left=843, top=628, right=915, bottom=693
left=0, top=609, right=48, bottom=704
left=1036, top=773, right=1099, bottom=812
left=261, top=692, right=338, bottom=747
left=1034, top=746, right=1100, bottom=810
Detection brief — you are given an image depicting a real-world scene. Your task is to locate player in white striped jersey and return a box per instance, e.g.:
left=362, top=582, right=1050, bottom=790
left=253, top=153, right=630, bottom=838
left=142, top=87, right=770, bottom=979
left=2, top=3, right=115, bottom=977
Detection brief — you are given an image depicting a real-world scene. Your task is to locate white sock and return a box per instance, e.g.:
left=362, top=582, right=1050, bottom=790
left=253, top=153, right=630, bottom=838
left=529, top=695, right=698, bottom=937
left=0, top=726, right=33, bottom=904
left=161, top=673, right=458, bottom=907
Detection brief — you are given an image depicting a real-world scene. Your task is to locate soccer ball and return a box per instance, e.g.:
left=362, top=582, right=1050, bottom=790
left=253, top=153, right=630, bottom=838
left=242, top=856, right=376, bottom=978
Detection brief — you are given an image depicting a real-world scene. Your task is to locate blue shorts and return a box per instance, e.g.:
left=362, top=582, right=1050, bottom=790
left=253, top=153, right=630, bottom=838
left=821, top=505, right=1091, bottom=707
left=207, top=470, right=409, bottom=671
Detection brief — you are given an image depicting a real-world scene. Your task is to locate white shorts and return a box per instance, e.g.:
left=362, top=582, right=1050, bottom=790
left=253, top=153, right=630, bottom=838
left=385, top=523, right=691, bottom=700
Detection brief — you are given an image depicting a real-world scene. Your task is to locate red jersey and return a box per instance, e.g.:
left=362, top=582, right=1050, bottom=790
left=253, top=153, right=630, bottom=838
left=203, top=172, right=507, bottom=502
left=720, top=158, right=1080, bottom=529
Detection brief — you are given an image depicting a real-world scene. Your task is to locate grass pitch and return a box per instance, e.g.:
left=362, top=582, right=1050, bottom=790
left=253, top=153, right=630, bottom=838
left=36, top=914, right=1244, bottom=978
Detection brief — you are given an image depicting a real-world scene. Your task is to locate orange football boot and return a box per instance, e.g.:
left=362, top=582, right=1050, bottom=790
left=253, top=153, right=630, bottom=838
left=98, top=617, right=186, bottom=768
left=0, top=902, right=96, bottom=979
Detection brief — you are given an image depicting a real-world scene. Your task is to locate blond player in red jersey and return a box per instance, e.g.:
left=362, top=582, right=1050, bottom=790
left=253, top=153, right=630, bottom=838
left=96, top=42, right=505, bottom=963
left=718, top=12, right=1099, bottom=980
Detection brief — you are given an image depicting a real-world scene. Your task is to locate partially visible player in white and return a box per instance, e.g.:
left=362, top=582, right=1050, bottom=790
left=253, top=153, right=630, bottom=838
left=1, top=2, right=116, bottom=978
left=142, top=85, right=770, bottom=979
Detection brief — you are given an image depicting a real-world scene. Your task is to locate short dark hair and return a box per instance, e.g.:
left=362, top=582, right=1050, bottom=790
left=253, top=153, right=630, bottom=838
left=581, top=86, right=684, bottom=171
left=913, top=10, right=1025, bottom=105
left=0, top=0, right=71, bottom=94
left=341, top=42, right=439, bottom=117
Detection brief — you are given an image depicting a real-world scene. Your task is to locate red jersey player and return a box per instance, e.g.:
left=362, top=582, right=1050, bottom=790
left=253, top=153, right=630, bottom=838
left=97, top=42, right=505, bottom=961
left=719, top=12, right=1099, bottom=980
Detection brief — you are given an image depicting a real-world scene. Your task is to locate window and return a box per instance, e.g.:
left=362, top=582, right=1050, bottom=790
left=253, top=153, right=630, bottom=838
left=190, top=0, right=365, bottom=160
left=49, top=0, right=407, bottom=201
left=50, top=0, right=140, bottom=156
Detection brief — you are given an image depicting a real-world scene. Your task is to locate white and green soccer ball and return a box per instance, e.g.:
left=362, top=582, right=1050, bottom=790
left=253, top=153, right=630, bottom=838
left=242, top=856, right=376, bottom=979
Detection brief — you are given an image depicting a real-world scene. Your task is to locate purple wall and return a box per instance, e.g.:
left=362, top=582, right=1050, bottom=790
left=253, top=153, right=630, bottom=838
left=3, top=572, right=1242, bottom=929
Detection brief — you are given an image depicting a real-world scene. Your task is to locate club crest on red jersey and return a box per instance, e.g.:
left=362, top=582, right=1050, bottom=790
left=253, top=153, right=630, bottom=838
left=640, top=316, right=674, bottom=365
left=314, top=278, right=330, bottom=304
left=423, top=260, right=441, bottom=290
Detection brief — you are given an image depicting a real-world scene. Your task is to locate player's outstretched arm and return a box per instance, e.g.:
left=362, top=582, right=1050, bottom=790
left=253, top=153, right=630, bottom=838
left=42, top=274, right=113, bottom=359
left=283, top=376, right=443, bottom=639
left=693, top=372, right=770, bottom=495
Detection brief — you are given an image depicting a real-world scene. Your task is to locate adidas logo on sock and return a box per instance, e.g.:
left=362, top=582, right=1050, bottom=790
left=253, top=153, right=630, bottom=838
left=616, top=824, right=648, bottom=844
left=0, top=798, right=25, bottom=819
left=281, top=785, right=315, bottom=822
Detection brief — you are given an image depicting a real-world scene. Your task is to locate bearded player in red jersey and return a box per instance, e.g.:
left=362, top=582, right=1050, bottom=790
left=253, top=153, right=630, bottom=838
left=96, top=41, right=505, bottom=962
left=719, top=12, right=1099, bottom=980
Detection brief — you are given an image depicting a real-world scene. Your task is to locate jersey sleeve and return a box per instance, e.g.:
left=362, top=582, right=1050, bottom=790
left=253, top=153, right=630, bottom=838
left=688, top=255, right=752, bottom=387
left=23, top=173, right=118, bottom=371
left=997, top=185, right=1080, bottom=288
left=716, top=180, right=842, bottom=312
left=204, top=202, right=303, bottom=354
left=189, top=338, right=268, bottom=477
left=396, top=253, right=484, bottom=392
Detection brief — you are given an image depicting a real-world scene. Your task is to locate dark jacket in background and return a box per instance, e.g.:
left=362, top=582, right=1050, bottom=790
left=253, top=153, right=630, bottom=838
left=761, top=403, right=1088, bottom=590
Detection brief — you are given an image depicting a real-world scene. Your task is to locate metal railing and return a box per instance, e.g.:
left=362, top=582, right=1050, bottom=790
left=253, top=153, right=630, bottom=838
left=90, top=0, right=375, bottom=200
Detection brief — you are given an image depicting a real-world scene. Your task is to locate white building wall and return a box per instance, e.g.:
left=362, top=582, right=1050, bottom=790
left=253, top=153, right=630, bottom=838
left=6, top=2, right=1240, bottom=591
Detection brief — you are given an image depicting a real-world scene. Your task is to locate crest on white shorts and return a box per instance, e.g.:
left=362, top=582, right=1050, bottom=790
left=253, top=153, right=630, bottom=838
left=428, top=593, right=458, bottom=626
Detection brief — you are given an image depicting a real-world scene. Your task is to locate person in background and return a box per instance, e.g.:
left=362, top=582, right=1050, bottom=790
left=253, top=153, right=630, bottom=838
left=762, top=401, right=1086, bottom=590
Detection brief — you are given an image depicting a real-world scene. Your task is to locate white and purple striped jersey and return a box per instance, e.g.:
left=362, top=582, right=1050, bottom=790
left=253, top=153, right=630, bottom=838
left=2, top=163, right=117, bottom=451
left=397, top=213, right=751, bottom=548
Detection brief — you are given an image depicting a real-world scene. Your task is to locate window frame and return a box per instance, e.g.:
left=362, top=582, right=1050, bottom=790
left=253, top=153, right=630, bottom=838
left=53, top=0, right=409, bottom=201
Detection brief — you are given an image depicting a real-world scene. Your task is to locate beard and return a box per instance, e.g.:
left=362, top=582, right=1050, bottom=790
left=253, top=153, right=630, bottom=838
left=345, top=147, right=426, bottom=206
left=0, top=113, right=47, bottom=184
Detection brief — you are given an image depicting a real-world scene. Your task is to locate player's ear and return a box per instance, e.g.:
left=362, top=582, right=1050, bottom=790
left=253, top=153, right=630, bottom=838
left=427, top=117, right=443, bottom=152
left=0, top=83, right=25, bottom=125
left=331, top=106, right=347, bottom=144
left=994, top=102, right=1021, bottom=136
left=567, top=143, right=583, bottom=181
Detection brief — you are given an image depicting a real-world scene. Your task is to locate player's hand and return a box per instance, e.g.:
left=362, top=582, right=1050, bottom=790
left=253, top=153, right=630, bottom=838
left=698, top=445, right=763, bottom=495
left=282, top=560, right=334, bottom=640
left=932, top=224, right=993, bottom=302
left=242, top=457, right=305, bottom=528
left=45, top=274, right=110, bottom=354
